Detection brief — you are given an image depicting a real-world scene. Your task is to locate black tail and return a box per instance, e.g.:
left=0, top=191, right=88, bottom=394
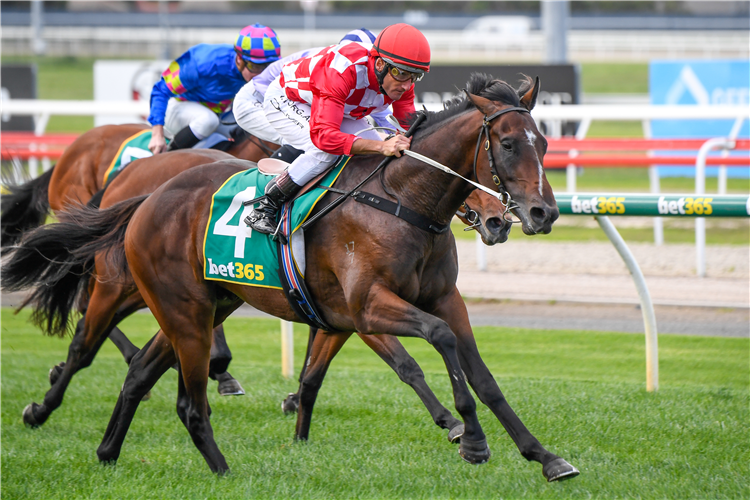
left=1, top=195, right=148, bottom=337
left=0, top=166, right=54, bottom=253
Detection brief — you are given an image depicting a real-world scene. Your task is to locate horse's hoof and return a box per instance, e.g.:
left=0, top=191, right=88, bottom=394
left=217, top=378, right=245, bottom=396
left=458, top=437, right=490, bottom=464
left=543, top=458, right=580, bottom=482
left=22, top=403, right=41, bottom=428
left=141, top=390, right=151, bottom=402
left=281, top=393, right=299, bottom=414
left=48, top=362, right=65, bottom=386
left=448, top=423, right=464, bottom=443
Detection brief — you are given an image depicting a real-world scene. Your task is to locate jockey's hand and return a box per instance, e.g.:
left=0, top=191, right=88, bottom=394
left=149, top=125, right=168, bottom=155
left=380, top=134, right=411, bottom=157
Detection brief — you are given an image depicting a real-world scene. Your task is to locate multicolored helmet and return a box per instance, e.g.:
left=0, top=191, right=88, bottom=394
left=371, top=23, right=430, bottom=74
left=235, top=24, right=281, bottom=64
left=340, top=28, right=376, bottom=45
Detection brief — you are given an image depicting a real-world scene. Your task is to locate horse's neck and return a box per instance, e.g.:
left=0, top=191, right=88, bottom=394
left=386, top=112, right=479, bottom=224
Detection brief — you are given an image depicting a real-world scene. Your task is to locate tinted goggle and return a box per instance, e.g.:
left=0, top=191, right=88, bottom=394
left=388, top=65, right=424, bottom=83
left=243, top=61, right=270, bottom=73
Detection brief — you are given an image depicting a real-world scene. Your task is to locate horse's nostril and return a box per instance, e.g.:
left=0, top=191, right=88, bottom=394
left=485, top=217, right=502, bottom=232
left=530, top=207, right=546, bottom=222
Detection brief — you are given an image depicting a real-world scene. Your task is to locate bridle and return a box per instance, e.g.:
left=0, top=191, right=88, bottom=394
left=471, top=102, right=530, bottom=208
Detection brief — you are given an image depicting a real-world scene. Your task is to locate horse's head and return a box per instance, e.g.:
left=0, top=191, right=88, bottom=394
left=467, top=77, right=558, bottom=235
left=456, top=189, right=512, bottom=245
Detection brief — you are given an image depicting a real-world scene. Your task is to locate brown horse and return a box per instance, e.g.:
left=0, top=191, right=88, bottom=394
left=4, top=147, right=509, bottom=433
left=1, top=123, right=275, bottom=249
left=6, top=74, right=577, bottom=481
left=71, top=74, right=573, bottom=481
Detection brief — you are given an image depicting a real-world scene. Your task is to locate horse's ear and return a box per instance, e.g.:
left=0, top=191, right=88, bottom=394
left=467, top=92, right=496, bottom=115
left=519, top=76, right=540, bottom=111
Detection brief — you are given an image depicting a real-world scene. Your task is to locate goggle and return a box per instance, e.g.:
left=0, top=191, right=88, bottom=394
left=244, top=61, right=270, bottom=74
left=388, top=65, right=424, bottom=83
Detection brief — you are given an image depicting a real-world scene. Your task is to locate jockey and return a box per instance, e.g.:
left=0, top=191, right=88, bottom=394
left=245, top=23, right=430, bottom=235
left=233, top=28, right=387, bottom=161
left=147, top=24, right=281, bottom=154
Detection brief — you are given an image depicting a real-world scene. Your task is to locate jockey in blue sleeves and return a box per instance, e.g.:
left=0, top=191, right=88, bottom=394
left=148, top=24, right=281, bottom=154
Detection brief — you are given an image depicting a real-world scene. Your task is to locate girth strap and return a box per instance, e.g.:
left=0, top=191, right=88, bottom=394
left=353, top=191, right=449, bottom=234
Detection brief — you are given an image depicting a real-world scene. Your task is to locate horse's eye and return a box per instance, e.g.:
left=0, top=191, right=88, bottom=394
left=501, top=142, right=513, bottom=152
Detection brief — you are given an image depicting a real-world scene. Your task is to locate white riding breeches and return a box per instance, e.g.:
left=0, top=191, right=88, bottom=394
left=263, top=78, right=382, bottom=186
left=164, top=98, right=220, bottom=140
left=233, top=80, right=282, bottom=145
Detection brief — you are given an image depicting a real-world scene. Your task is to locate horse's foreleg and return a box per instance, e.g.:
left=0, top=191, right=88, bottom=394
left=208, top=324, right=244, bottom=396
left=354, top=286, right=489, bottom=464
left=433, top=288, right=579, bottom=482
left=357, top=333, right=463, bottom=437
left=97, top=331, right=175, bottom=464
left=295, top=331, right=353, bottom=441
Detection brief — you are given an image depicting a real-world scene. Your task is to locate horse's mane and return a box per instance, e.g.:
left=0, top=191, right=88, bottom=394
left=412, top=72, right=533, bottom=132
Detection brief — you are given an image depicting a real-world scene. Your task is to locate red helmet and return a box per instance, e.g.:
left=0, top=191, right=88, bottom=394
left=371, top=23, right=430, bottom=74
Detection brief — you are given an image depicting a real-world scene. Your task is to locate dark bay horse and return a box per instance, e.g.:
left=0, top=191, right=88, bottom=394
left=48, top=74, right=575, bottom=481
left=4, top=145, right=508, bottom=430
left=0, top=123, right=275, bottom=249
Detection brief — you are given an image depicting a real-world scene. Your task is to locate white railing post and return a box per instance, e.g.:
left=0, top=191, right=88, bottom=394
left=695, top=137, right=735, bottom=277
left=280, top=320, right=294, bottom=379
left=595, top=215, right=659, bottom=392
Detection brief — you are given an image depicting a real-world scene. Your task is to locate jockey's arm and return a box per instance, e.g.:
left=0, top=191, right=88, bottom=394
left=147, top=79, right=176, bottom=154
left=310, top=93, right=410, bottom=157
left=350, top=135, right=411, bottom=157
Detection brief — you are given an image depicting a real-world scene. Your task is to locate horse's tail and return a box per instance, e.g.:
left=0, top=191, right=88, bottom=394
left=1, top=195, right=148, bottom=337
left=0, top=166, right=54, bottom=253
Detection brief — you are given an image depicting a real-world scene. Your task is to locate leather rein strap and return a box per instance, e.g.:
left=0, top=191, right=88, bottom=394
left=352, top=191, right=449, bottom=234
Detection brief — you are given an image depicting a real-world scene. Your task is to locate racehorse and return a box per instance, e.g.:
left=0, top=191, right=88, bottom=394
left=4, top=145, right=509, bottom=430
left=0, top=123, right=276, bottom=250
left=8, top=74, right=578, bottom=481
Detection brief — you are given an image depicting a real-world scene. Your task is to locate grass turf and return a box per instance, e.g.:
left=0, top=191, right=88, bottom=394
left=2, top=308, right=747, bottom=499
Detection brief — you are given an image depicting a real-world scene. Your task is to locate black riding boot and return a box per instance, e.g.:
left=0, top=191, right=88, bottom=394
left=167, top=126, right=201, bottom=151
left=244, top=171, right=301, bottom=235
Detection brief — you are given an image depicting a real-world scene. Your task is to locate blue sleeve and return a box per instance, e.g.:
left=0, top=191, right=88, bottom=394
left=148, top=80, right=173, bottom=126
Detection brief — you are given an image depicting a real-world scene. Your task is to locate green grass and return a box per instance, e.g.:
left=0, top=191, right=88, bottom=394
left=2, top=308, right=748, bottom=499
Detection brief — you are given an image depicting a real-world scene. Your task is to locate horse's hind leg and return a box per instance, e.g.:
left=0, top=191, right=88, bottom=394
left=295, top=331, right=353, bottom=441
left=97, top=330, right=176, bottom=464
left=23, top=282, right=136, bottom=428
left=208, top=325, right=245, bottom=396
left=433, top=288, right=579, bottom=482
left=281, top=326, right=317, bottom=413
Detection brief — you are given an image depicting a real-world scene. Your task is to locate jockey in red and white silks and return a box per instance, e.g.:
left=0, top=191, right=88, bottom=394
left=245, top=23, right=431, bottom=235
left=233, top=29, right=389, bottom=151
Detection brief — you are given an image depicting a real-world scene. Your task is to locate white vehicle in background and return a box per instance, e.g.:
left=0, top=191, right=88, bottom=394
left=462, top=16, right=532, bottom=48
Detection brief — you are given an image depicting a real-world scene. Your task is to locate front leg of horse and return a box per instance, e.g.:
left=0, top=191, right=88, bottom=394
left=355, top=287, right=489, bottom=464
left=357, top=333, right=464, bottom=439
left=97, top=331, right=176, bottom=464
left=434, top=288, right=579, bottom=482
